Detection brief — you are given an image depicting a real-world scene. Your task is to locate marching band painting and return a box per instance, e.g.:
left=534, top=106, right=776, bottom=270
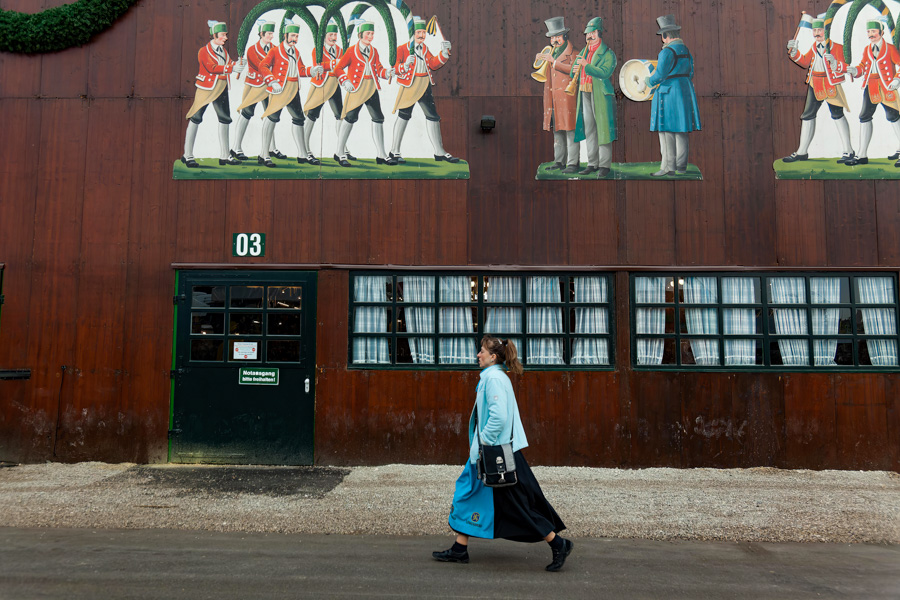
left=533, top=15, right=702, bottom=181
left=174, top=0, right=467, bottom=180
left=775, top=1, right=900, bottom=180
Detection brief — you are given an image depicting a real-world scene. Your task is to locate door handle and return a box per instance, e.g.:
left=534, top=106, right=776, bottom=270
left=305, top=378, right=310, bottom=393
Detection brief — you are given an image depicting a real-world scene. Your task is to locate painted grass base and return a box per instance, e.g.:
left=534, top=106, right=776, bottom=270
left=535, top=162, right=702, bottom=181
left=173, top=156, right=470, bottom=180
left=774, top=157, right=900, bottom=180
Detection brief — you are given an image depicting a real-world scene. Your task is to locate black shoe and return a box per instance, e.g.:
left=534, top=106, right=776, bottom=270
left=895, top=159, right=900, bottom=168
left=219, top=157, right=241, bottom=166
left=300, top=155, right=321, bottom=166
left=889, top=151, right=900, bottom=160
left=781, top=153, right=808, bottom=163
left=546, top=538, right=573, bottom=572
left=377, top=156, right=399, bottom=166
left=333, top=154, right=352, bottom=167
left=346, top=152, right=358, bottom=161
left=837, top=151, right=855, bottom=164
left=271, top=149, right=288, bottom=160
left=845, top=156, right=868, bottom=166
left=561, top=165, right=580, bottom=174
left=597, top=167, right=611, bottom=177
left=547, top=162, right=564, bottom=171
left=257, top=156, right=276, bottom=168
left=432, top=547, right=469, bottom=563
left=230, top=150, right=248, bottom=161
left=180, top=155, right=199, bottom=168
left=435, top=153, right=460, bottom=163
left=389, top=152, right=405, bottom=164
left=579, top=166, right=599, bottom=175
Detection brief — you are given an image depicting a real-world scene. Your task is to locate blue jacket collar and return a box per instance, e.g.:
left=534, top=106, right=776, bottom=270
left=479, top=364, right=502, bottom=378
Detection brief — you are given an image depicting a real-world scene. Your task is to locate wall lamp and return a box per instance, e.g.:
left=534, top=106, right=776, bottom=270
left=480, top=115, right=496, bottom=132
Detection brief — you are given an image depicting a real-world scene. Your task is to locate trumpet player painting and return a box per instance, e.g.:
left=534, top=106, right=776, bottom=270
left=534, top=15, right=702, bottom=180
left=774, top=1, right=900, bottom=180
left=173, top=1, right=468, bottom=180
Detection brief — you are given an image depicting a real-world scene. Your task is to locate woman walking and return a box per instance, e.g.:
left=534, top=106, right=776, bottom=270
left=432, top=337, right=573, bottom=572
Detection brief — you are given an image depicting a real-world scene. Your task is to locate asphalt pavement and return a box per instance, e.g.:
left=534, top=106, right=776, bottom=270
left=0, top=527, right=897, bottom=599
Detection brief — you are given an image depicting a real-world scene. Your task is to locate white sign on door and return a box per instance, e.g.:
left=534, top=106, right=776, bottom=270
left=233, top=342, right=258, bottom=360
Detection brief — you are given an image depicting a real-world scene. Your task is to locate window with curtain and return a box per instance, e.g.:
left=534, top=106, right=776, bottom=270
left=632, top=273, right=899, bottom=370
left=350, top=272, right=614, bottom=369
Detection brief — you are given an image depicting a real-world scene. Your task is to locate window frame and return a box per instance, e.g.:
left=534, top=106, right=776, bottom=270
left=630, top=271, right=900, bottom=372
left=348, top=271, right=616, bottom=371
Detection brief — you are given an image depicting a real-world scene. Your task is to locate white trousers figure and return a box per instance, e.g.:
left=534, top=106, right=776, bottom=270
left=659, top=132, right=690, bottom=173
left=553, top=129, right=579, bottom=167
left=580, top=91, right=611, bottom=169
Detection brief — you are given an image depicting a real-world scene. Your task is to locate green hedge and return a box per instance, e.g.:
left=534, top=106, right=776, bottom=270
left=0, top=0, right=140, bottom=54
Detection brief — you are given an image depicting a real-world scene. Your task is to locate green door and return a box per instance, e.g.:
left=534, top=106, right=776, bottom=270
left=171, top=270, right=317, bottom=464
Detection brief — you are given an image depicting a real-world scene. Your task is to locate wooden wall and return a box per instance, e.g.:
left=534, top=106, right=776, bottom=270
left=0, top=0, right=898, bottom=470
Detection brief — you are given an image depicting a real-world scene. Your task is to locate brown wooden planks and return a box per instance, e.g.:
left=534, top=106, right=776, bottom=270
left=133, top=0, right=184, bottom=98
left=783, top=373, right=837, bottom=469
left=874, top=181, right=900, bottom=266
left=270, top=180, right=322, bottom=264
left=834, top=375, right=889, bottom=470
left=86, top=0, right=137, bottom=98
left=731, top=373, right=785, bottom=468
left=680, top=373, right=736, bottom=468
left=64, top=99, right=135, bottom=462
left=722, top=97, right=777, bottom=266
left=718, top=1, right=771, bottom=97
left=775, top=180, right=827, bottom=266
left=824, top=180, right=879, bottom=267
left=629, top=371, right=683, bottom=467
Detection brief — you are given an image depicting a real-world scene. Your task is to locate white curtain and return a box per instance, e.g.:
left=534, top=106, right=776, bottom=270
left=572, top=276, right=609, bottom=365
left=636, top=277, right=667, bottom=365
left=439, top=276, right=476, bottom=364
left=526, top=276, right=564, bottom=365
left=484, top=276, right=522, bottom=350
left=352, top=276, right=390, bottom=364
left=722, top=277, right=757, bottom=365
left=683, top=277, right=719, bottom=365
left=856, top=277, right=898, bottom=366
left=399, top=276, right=434, bottom=364
left=810, top=277, right=840, bottom=366
left=769, top=277, right=809, bottom=365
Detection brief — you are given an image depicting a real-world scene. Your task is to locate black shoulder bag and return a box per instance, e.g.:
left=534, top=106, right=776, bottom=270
left=474, top=401, right=518, bottom=488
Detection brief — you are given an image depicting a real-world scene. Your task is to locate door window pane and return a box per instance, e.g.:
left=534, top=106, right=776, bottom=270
left=192, top=312, right=224, bottom=335
left=268, top=286, right=302, bottom=309
left=230, top=313, right=263, bottom=335
left=230, top=286, right=264, bottom=308
left=191, top=339, right=224, bottom=361
left=192, top=286, right=225, bottom=308
left=268, top=340, right=301, bottom=362
left=268, top=314, right=301, bottom=336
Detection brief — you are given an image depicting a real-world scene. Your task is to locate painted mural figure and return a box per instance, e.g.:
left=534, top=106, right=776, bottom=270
left=636, top=15, right=701, bottom=176
left=333, top=21, right=397, bottom=167
left=783, top=15, right=854, bottom=165
left=390, top=17, right=457, bottom=164
left=232, top=20, right=287, bottom=162
left=534, top=17, right=580, bottom=173
left=258, top=22, right=325, bottom=168
left=846, top=19, right=900, bottom=167
left=572, top=17, right=616, bottom=177
left=181, top=21, right=246, bottom=168
left=304, top=20, right=355, bottom=163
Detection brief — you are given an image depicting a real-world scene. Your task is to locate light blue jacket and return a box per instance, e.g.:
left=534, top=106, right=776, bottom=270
left=467, top=365, right=529, bottom=464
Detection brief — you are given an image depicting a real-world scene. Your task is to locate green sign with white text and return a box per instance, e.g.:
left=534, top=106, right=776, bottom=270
left=238, top=367, right=279, bottom=385
left=232, top=233, right=266, bottom=257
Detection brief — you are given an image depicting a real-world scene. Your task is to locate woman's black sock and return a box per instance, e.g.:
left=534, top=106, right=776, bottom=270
left=452, top=542, right=468, bottom=553
left=548, top=535, right=564, bottom=550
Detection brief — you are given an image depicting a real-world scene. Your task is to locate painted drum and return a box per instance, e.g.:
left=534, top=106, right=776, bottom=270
left=619, top=59, right=658, bottom=102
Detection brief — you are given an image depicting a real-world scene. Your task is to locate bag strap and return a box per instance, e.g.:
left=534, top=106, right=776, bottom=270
left=474, top=392, right=516, bottom=448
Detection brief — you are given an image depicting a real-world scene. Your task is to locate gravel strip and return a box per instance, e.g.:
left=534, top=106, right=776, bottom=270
left=0, top=463, right=897, bottom=543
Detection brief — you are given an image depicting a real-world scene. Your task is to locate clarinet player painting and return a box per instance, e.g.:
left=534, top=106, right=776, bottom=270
left=534, top=15, right=702, bottom=180
left=173, top=0, right=469, bottom=180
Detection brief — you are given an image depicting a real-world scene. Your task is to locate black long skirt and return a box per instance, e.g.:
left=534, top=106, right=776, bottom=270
left=448, top=451, right=566, bottom=543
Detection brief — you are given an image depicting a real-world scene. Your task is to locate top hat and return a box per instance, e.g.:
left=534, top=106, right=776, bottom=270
left=656, top=15, right=682, bottom=35
left=544, top=16, right=569, bottom=37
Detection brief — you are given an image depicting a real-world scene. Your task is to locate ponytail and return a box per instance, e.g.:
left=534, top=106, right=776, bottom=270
left=481, top=336, right=524, bottom=375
